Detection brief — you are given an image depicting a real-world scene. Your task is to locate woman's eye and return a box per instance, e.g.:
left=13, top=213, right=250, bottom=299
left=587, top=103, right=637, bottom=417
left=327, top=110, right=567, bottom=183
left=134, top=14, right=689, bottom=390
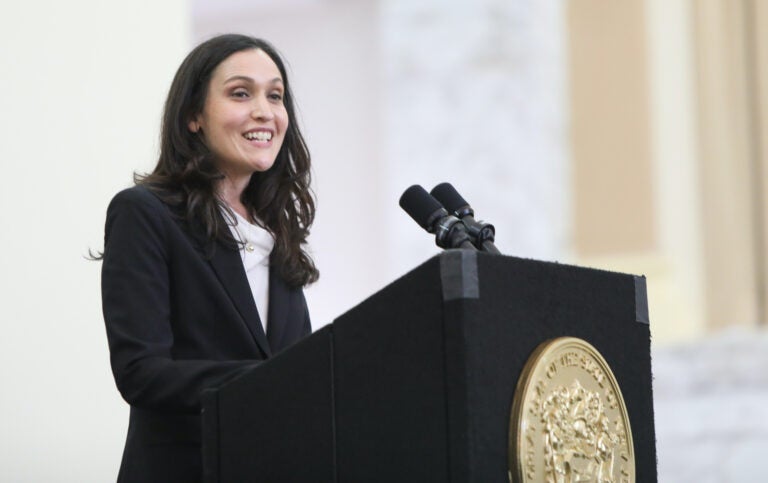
left=269, top=92, right=283, bottom=101
left=231, top=89, right=249, bottom=98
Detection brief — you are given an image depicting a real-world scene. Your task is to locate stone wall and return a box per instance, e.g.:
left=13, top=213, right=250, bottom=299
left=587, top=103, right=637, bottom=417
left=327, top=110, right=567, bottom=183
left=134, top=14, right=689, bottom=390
left=381, top=0, right=569, bottom=266
left=653, top=328, right=768, bottom=481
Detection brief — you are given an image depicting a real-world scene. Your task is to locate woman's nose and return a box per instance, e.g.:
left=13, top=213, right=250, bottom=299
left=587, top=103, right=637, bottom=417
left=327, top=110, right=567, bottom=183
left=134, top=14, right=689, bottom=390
left=251, top=96, right=274, bottom=121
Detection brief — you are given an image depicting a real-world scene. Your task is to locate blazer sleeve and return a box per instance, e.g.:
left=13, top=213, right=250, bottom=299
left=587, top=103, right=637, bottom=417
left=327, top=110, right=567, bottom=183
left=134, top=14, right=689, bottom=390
left=101, top=188, right=258, bottom=414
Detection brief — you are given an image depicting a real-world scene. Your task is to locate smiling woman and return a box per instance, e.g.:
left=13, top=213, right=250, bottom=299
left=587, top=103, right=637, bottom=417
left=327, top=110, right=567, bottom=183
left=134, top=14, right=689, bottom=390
left=98, top=34, right=318, bottom=482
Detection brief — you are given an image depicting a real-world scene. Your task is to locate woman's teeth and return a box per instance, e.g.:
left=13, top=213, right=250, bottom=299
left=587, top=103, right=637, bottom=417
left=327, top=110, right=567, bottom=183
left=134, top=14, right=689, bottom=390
left=244, top=131, right=272, bottom=141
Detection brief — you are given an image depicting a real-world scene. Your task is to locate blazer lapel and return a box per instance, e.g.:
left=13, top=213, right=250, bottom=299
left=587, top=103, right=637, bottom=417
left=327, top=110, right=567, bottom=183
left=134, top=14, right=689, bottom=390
left=209, top=242, right=272, bottom=358
left=171, top=205, right=271, bottom=358
left=266, top=260, right=290, bottom=351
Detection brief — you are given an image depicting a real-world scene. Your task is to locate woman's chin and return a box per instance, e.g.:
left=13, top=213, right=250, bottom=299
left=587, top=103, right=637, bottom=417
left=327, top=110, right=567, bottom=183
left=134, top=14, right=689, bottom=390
left=249, top=159, right=277, bottom=173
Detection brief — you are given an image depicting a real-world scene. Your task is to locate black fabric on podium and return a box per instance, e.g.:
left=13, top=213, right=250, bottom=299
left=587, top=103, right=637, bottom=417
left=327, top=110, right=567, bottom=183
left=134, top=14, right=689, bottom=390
left=333, top=255, right=448, bottom=481
left=203, top=326, right=335, bottom=482
left=202, top=252, right=658, bottom=482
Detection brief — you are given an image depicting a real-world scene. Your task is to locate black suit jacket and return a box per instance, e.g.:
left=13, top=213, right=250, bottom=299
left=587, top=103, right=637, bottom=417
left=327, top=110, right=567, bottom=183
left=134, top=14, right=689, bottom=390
left=101, top=186, right=311, bottom=482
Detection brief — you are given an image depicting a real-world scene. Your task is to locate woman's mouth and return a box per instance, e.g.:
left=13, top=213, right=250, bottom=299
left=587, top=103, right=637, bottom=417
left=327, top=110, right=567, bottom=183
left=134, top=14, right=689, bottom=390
left=243, top=130, right=273, bottom=142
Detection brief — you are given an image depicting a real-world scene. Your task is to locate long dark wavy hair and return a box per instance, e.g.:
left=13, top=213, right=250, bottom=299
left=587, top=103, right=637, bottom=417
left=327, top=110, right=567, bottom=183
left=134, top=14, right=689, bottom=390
left=139, top=33, right=318, bottom=287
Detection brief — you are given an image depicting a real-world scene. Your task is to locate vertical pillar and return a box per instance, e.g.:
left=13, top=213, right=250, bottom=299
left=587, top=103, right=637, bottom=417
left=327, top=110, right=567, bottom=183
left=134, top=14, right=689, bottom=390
left=693, top=0, right=762, bottom=329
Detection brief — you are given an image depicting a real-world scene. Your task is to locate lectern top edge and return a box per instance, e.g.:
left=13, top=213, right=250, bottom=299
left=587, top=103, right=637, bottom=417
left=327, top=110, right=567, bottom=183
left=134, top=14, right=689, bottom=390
left=435, top=250, right=650, bottom=325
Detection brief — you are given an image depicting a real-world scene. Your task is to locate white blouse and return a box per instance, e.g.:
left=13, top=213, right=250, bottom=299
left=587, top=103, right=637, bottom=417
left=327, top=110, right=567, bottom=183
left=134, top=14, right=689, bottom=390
left=224, top=209, right=275, bottom=333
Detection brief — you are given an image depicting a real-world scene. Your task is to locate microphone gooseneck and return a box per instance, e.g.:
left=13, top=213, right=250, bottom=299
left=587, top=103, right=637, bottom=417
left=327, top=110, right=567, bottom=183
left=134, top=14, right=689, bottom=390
left=430, top=182, right=501, bottom=254
left=399, top=185, right=476, bottom=250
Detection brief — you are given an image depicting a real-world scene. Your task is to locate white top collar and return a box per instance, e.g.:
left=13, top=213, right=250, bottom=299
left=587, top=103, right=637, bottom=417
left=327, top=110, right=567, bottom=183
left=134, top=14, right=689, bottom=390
left=223, top=207, right=274, bottom=332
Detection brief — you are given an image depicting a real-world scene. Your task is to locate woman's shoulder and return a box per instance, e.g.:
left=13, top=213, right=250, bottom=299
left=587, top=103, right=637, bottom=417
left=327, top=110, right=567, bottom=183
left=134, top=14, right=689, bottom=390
left=106, top=184, right=178, bottom=225
left=109, top=184, right=181, bottom=213
left=110, top=184, right=160, bottom=206
left=103, top=185, right=179, bottom=260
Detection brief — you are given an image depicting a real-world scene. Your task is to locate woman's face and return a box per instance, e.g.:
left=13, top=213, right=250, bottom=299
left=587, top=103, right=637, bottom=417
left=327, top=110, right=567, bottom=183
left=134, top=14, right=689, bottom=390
left=190, top=48, right=289, bottom=177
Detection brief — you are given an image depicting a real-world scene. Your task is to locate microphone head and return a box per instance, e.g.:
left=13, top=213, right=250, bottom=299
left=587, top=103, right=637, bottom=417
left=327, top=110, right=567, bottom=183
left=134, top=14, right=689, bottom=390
left=430, top=182, right=473, bottom=217
left=399, top=185, right=447, bottom=230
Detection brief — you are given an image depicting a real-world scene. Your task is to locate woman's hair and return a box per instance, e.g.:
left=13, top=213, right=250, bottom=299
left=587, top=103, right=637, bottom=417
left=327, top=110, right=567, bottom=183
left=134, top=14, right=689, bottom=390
left=139, top=33, right=318, bottom=288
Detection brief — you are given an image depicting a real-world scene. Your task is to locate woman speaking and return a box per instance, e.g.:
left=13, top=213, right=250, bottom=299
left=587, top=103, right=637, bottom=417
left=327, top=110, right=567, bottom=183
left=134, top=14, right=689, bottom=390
left=100, top=34, right=318, bottom=482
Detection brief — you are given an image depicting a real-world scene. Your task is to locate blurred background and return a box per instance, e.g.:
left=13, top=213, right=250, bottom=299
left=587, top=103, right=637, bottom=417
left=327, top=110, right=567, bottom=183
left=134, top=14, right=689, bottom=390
left=1, top=0, right=766, bottom=481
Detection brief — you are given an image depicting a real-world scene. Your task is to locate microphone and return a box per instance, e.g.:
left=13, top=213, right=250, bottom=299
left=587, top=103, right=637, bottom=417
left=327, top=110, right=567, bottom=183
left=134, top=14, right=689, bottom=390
left=430, top=182, right=501, bottom=254
left=399, top=185, right=476, bottom=250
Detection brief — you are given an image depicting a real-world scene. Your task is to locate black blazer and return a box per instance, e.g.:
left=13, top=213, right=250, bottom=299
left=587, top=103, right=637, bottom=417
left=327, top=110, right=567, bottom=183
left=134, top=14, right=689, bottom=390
left=101, top=186, right=311, bottom=482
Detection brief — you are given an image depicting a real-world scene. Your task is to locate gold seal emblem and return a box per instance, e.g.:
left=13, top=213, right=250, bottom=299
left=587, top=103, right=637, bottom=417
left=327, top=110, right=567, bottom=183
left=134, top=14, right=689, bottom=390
left=509, top=337, right=634, bottom=483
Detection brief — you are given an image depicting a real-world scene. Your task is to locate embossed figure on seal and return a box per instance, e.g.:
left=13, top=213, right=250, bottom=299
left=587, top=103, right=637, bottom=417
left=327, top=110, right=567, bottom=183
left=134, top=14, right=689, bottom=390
left=541, top=380, right=621, bottom=482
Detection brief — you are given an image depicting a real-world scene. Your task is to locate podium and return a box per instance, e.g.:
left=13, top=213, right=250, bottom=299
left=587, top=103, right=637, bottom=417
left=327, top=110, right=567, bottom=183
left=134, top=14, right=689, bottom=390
left=202, top=251, right=657, bottom=482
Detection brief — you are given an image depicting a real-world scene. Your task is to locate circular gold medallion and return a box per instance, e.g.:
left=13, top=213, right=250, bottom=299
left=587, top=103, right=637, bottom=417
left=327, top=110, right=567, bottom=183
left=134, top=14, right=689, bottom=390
left=509, top=337, right=634, bottom=483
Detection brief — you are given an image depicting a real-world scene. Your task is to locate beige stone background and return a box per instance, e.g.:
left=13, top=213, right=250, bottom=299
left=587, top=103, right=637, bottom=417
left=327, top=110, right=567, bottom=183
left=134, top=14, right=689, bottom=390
left=0, top=0, right=765, bottom=481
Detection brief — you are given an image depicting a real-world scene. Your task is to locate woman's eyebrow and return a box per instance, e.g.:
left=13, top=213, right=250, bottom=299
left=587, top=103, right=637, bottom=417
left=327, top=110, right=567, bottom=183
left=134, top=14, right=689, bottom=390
left=223, top=75, right=284, bottom=85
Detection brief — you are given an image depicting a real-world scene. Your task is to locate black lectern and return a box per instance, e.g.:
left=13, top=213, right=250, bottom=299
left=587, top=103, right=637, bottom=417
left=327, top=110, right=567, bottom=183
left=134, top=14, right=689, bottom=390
left=202, top=251, right=657, bottom=482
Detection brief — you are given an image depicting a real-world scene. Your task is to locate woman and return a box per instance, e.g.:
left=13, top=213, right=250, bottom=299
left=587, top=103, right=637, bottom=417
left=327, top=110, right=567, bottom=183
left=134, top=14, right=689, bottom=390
left=101, top=34, right=318, bottom=482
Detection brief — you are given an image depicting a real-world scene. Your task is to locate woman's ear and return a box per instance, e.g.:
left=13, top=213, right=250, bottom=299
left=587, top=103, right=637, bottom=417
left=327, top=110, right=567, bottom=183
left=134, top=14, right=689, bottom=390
left=188, top=116, right=201, bottom=133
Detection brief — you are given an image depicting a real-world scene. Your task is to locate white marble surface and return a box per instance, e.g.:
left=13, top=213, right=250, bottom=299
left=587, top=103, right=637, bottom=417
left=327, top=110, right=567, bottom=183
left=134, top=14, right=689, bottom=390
left=653, top=328, right=768, bottom=481
left=381, top=0, right=569, bottom=267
